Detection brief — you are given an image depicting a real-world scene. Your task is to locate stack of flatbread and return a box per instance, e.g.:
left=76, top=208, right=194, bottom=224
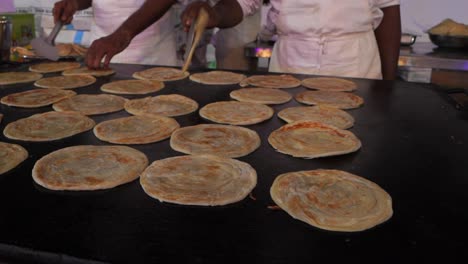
left=125, top=94, right=198, bottom=117
left=0, top=142, right=28, bottom=175
left=101, top=79, right=165, bottom=95
left=133, top=67, right=189, bottom=81
left=170, top=124, right=260, bottom=158
left=268, top=121, right=361, bottom=159
left=1, top=89, right=76, bottom=108
left=301, top=77, right=357, bottom=92
left=29, top=62, right=81, bottom=73
left=241, top=74, right=301, bottom=89
left=62, top=67, right=115, bottom=77
left=189, top=71, right=246, bottom=85
left=230, top=88, right=292, bottom=105
left=140, top=155, right=257, bottom=206
left=4, top=111, right=95, bottom=141
left=52, top=94, right=127, bottom=115
left=200, top=101, right=274, bottom=125
left=278, top=106, right=355, bottom=129
left=0, top=72, right=43, bottom=85
left=32, top=145, right=148, bottom=191
left=295, top=90, right=364, bottom=109
left=270, top=169, right=393, bottom=232
left=34, top=75, right=96, bottom=89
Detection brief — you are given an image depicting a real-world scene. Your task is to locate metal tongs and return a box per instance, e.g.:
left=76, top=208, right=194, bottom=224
left=182, top=7, right=209, bottom=72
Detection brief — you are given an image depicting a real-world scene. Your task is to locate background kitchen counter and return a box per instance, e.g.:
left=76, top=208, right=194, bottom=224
left=1, top=63, right=468, bottom=263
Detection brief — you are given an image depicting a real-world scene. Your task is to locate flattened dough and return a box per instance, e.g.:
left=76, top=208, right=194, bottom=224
left=0, top=142, right=28, bottom=175
left=125, top=94, right=198, bottom=117
left=62, top=67, right=115, bottom=77
left=0, top=72, right=43, bottom=85
left=295, top=90, right=363, bottom=109
left=278, top=106, right=354, bottom=129
left=53, top=94, right=127, bottom=115
left=1, top=89, right=76, bottom=108
left=34, top=75, right=96, bottom=89
left=189, top=71, right=246, bottom=85
left=101, top=79, right=164, bottom=95
left=301, top=77, right=357, bottom=92
left=243, top=74, right=301, bottom=89
left=230, top=88, right=292, bottom=105
left=200, top=101, right=274, bottom=125
left=133, top=67, right=189, bottom=81
left=29, top=62, right=81, bottom=73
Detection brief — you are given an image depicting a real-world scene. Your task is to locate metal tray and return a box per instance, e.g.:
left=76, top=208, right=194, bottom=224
left=429, top=33, right=468, bottom=49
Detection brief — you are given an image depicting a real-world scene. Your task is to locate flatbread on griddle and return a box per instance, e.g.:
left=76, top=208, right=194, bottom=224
left=270, top=169, right=393, bottom=232
left=94, top=115, right=179, bottom=144
left=0, top=72, right=43, bottom=85
left=124, top=94, right=198, bottom=117
left=295, top=90, right=364, bottom=109
left=278, top=106, right=354, bottom=129
left=189, top=71, right=246, bottom=85
left=1, top=89, right=76, bottom=108
left=301, top=77, right=357, bottom=92
left=100, top=79, right=165, bottom=95
left=0, top=142, right=28, bottom=175
left=32, top=145, right=148, bottom=191
left=243, top=74, right=301, bottom=89
left=140, top=154, right=257, bottom=206
left=52, top=94, right=127, bottom=115
left=230, top=87, right=292, bottom=105
left=170, top=124, right=260, bottom=158
left=29, top=61, right=81, bottom=73
left=34, top=75, right=96, bottom=89
left=199, top=101, right=274, bottom=125
left=268, top=121, right=361, bottom=159
left=132, top=67, right=189, bottom=81
left=62, top=67, right=115, bottom=77
left=4, top=111, right=95, bottom=141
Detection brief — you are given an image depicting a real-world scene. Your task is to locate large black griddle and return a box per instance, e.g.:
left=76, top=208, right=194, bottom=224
left=1, top=63, right=468, bottom=263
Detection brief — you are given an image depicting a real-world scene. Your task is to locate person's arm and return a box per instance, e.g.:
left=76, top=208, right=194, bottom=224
left=86, top=0, right=177, bottom=69
left=374, top=5, right=401, bottom=80
left=53, top=0, right=92, bottom=24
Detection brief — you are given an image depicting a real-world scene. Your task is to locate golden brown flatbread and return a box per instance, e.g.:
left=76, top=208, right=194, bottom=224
left=295, top=90, right=364, bottom=109
left=94, top=115, right=179, bottom=144
left=230, top=87, right=292, bottom=105
left=125, top=94, right=198, bottom=117
left=56, top=43, right=73, bottom=56
left=52, top=94, right=127, bottom=115
left=189, top=71, right=246, bottom=85
left=278, top=106, right=355, bottom=129
left=0, top=72, right=43, bottom=85
left=243, top=74, right=301, bottom=89
left=140, top=154, right=257, bottom=206
left=4, top=111, right=95, bottom=141
left=34, top=75, right=96, bottom=89
left=268, top=121, right=361, bottom=159
left=0, top=142, right=28, bottom=175
left=1, top=89, right=76, bottom=108
left=270, top=169, right=393, bottom=232
left=301, top=77, right=357, bottom=92
left=199, top=101, right=274, bottom=125
left=32, top=145, right=148, bottom=191
left=29, top=62, right=81, bottom=73
left=170, top=124, right=260, bottom=158
left=100, top=79, right=165, bottom=95
left=132, top=67, right=189, bottom=81
left=62, top=67, right=115, bottom=77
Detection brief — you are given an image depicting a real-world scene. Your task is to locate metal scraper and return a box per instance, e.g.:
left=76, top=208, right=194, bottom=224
left=31, top=21, right=63, bottom=61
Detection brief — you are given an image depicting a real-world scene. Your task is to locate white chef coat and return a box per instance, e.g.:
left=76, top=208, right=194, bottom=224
left=90, top=0, right=178, bottom=66
left=238, top=0, right=400, bottom=79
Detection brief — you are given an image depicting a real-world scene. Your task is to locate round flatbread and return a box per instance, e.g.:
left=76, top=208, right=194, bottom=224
left=32, top=145, right=148, bottom=191
left=125, top=94, right=198, bottom=117
left=132, top=67, right=189, bottom=81
left=94, top=115, right=179, bottom=144
left=52, top=94, right=127, bottom=115
left=1, top=89, right=76, bottom=108
left=295, top=90, right=364, bottom=109
left=268, top=121, right=361, bottom=159
left=243, top=74, right=301, bottom=89
left=29, top=62, right=81, bottom=73
left=56, top=43, right=73, bottom=56
left=140, top=155, right=257, bottom=206
left=270, top=169, right=393, bottom=232
left=189, top=71, right=246, bottom=85
left=170, top=124, right=260, bottom=158
left=230, top=87, right=292, bottom=105
left=302, top=77, right=357, bottom=92
left=200, top=101, right=274, bottom=125
left=0, top=72, right=43, bottom=85
left=278, top=106, right=355, bottom=129
left=34, top=75, right=96, bottom=89
left=4, top=111, right=95, bottom=141
left=62, top=67, right=115, bottom=77
left=0, top=142, right=28, bottom=175
left=100, top=79, right=164, bottom=95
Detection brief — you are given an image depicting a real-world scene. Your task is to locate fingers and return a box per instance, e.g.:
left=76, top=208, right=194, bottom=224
left=53, top=0, right=76, bottom=24
left=181, top=2, right=208, bottom=32
left=85, top=34, right=130, bottom=69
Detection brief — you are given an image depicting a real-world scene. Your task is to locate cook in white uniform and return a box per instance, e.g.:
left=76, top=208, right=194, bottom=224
left=53, top=0, right=180, bottom=68
left=182, top=0, right=401, bottom=80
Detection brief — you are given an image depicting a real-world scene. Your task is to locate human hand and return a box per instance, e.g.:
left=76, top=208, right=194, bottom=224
left=53, top=0, right=79, bottom=24
left=85, top=31, right=132, bottom=69
left=181, top=1, right=220, bottom=32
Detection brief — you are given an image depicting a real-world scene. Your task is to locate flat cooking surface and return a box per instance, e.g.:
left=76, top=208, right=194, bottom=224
left=1, top=63, right=468, bottom=263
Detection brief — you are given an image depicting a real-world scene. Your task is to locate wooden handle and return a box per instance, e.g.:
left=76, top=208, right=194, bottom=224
left=182, top=8, right=210, bottom=72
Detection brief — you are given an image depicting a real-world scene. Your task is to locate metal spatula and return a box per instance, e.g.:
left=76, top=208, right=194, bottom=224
left=31, top=21, right=63, bottom=61
left=182, top=8, right=209, bottom=72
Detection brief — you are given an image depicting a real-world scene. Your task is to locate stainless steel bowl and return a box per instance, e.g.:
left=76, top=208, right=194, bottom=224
left=429, top=33, right=468, bottom=49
